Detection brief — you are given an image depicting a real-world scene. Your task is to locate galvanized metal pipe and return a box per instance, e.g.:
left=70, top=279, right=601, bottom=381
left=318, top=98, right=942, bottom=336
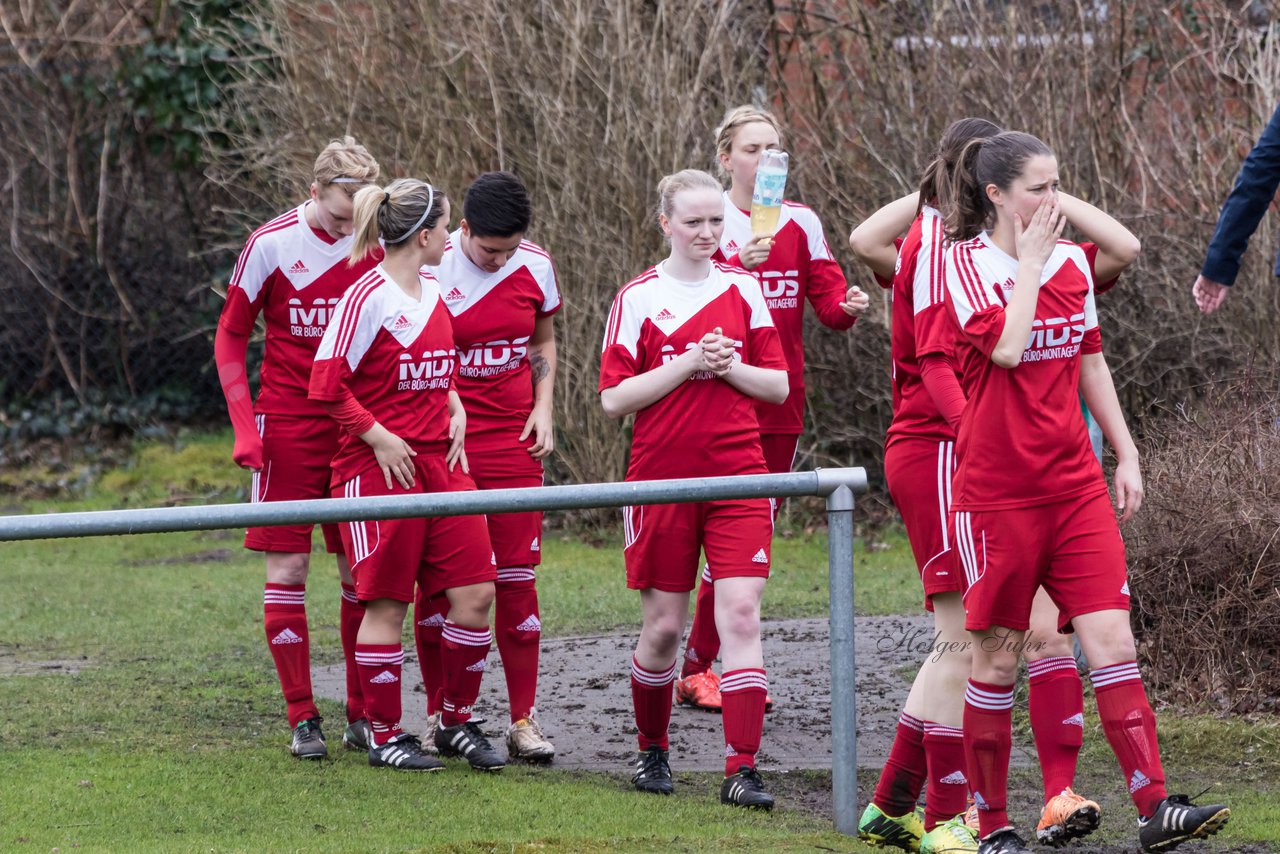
left=827, top=483, right=859, bottom=835
left=0, top=465, right=868, bottom=837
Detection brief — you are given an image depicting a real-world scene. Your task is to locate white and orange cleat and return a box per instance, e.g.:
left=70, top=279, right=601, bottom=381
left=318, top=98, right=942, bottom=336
left=1036, top=787, right=1101, bottom=847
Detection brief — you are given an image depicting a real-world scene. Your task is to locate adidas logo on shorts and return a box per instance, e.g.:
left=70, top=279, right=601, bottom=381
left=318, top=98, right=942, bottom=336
left=516, top=615, right=541, bottom=633
left=271, top=628, right=303, bottom=645
left=465, top=660, right=487, bottom=672
left=751, top=548, right=769, bottom=564
left=370, top=670, right=399, bottom=684
left=530, top=537, right=540, bottom=552
left=1063, top=712, right=1085, bottom=728
left=417, top=613, right=446, bottom=628
left=1129, top=769, right=1151, bottom=793
left=1121, top=580, right=1131, bottom=596
left=288, top=259, right=309, bottom=275
left=490, top=552, right=497, bottom=566
left=940, top=770, right=967, bottom=785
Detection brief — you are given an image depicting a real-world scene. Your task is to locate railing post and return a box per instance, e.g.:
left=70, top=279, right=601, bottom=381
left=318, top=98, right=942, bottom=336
left=827, top=482, right=858, bottom=835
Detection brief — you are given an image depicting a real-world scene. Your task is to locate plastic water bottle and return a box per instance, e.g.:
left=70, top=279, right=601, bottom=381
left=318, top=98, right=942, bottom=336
left=750, top=149, right=789, bottom=244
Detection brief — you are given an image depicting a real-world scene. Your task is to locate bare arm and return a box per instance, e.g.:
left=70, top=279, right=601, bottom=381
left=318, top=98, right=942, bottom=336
left=1057, top=192, right=1141, bottom=284
left=600, top=345, right=716, bottom=419
left=848, top=192, right=920, bottom=279
left=1078, top=351, right=1142, bottom=522
left=721, top=360, right=789, bottom=405
left=521, top=314, right=558, bottom=458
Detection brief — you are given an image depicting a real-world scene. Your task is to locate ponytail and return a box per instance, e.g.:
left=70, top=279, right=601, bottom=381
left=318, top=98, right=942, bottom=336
left=348, top=178, right=448, bottom=264
left=919, top=117, right=1002, bottom=214
left=944, top=137, right=991, bottom=242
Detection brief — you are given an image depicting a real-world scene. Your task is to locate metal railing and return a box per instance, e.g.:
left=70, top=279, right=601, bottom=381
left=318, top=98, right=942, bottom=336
left=0, top=466, right=868, bottom=835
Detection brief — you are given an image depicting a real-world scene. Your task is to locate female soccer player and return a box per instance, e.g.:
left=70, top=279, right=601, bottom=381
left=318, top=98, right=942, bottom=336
left=676, top=105, right=868, bottom=713
left=413, top=171, right=561, bottom=762
left=308, top=178, right=503, bottom=773
left=215, top=137, right=380, bottom=758
left=599, top=169, right=788, bottom=808
left=850, top=119, right=1103, bottom=852
left=939, top=131, right=1229, bottom=853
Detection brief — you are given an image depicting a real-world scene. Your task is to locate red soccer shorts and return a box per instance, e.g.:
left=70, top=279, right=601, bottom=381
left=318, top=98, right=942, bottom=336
left=884, top=437, right=965, bottom=611
left=760, top=433, right=799, bottom=476
left=335, top=457, right=496, bottom=603
left=467, top=446, right=543, bottom=569
left=950, top=488, right=1130, bottom=633
left=622, top=498, right=773, bottom=592
left=245, top=413, right=343, bottom=555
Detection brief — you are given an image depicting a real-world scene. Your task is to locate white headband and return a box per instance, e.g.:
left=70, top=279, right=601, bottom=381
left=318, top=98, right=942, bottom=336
left=387, top=184, right=435, bottom=245
left=329, top=177, right=366, bottom=184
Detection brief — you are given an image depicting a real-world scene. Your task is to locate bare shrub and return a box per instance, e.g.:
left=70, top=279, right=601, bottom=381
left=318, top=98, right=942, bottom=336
left=1124, top=374, right=1280, bottom=712
left=204, top=0, right=774, bottom=503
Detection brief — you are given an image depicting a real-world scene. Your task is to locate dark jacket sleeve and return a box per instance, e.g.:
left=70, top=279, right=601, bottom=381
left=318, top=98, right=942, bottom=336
left=1201, top=102, right=1280, bottom=287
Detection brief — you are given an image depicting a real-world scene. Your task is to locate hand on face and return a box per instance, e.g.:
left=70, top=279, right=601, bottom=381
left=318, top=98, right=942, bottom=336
left=1014, top=194, right=1065, bottom=268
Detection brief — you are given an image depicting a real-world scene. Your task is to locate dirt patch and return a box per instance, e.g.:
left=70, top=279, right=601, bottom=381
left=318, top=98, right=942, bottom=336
left=315, top=615, right=1031, bottom=772
left=133, top=549, right=233, bottom=566
left=0, top=645, right=91, bottom=677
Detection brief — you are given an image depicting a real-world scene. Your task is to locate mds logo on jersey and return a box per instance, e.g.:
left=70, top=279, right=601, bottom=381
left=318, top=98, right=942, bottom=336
left=660, top=341, right=743, bottom=380
left=759, top=270, right=800, bottom=310
left=397, top=349, right=456, bottom=391
left=288, top=297, right=341, bottom=338
left=1022, top=313, right=1087, bottom=363
left=458, top=336, right=529, bottom=378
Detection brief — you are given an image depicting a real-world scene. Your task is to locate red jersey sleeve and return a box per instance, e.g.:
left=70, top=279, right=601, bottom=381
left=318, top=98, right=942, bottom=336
left=599, top=286, right=642, bottom=392
left=944, top=242, right=1005, bottom=358
left=218, top=232, right=276, bottom=334
left=737, top=277, right=789, bottom=371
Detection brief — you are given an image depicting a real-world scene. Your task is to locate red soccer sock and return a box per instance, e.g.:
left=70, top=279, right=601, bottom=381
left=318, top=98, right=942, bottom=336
left=354, top=643, right=404, bottom=746
left=871, top=712, right=927, bottom=817
left=630, top=657, right=675, bottom=751
left=413, top=589, right=448, bottom=716
left=964, top=680, right=1015, bottom=838
left=263, top=583, right=315, bottom=727
left=339, top=583, right=365, bottom=723
left=1028, top=656, right=1085, bottom=801
left=494, top=569, right=541, bottom=722
left=923, top=722, right=968, bottom=831
left=1090, top=661, right=1168, bottom=817
left=441, top=620, right=492, bottom=727
left=681, top=566, right=719, bottom=678
left=721, top=668, right=768, bottom=775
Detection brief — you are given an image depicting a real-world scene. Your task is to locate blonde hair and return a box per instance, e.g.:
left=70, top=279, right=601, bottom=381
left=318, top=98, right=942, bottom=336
left=714, top=105, right=784, bottom=172
left=349, top=178, right=448, bottom=263
left=656, top=169, right=723, bottom=224
left=313, top=136, right=380, bottom=193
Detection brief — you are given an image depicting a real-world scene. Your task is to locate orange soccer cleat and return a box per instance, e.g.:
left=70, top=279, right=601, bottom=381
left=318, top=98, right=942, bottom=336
left=1036, top=787, right=1101, bottom=847
left=675, top=669, right=723, bottom=711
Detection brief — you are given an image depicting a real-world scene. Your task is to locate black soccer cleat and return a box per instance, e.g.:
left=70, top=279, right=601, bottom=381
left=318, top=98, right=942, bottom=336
left=719, top=765, right=775, bottom=810
left=367, top=733, right=445, bottom=771
left=1138, top=794, right=1230, bottom=852
left=435, top=720, right=506, bottom=771
left=978, top=827, right=1032, bottom=854
left=631, top=746, right=673, bottom=795
left=289, top=717, right=328, bottom=760
left=342, top=717, right=373, bottom=752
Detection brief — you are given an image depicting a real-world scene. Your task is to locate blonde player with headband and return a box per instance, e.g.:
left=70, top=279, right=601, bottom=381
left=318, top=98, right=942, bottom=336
left=309, top=178, right=503, bottom=773
left=215, top=137, right=381, bottom=759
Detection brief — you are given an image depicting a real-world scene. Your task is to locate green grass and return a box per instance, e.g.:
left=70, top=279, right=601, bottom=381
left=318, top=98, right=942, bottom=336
left=2, top=431, right=1277, bottom=851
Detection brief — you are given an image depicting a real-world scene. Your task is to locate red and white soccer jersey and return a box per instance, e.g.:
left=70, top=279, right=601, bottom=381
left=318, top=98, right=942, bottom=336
left=219, top=202, right=382, bottom=416
left=599, top=261, right=788, bottom=481
left=719, top=194, right=854, bottom=436
left=885, top=206, right=959, bottom=450
left=937, top=235, right=1109, bottom=511
left=309, top=266, right=457, bottom=485
left=429, top=233, right=561, bottom=453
